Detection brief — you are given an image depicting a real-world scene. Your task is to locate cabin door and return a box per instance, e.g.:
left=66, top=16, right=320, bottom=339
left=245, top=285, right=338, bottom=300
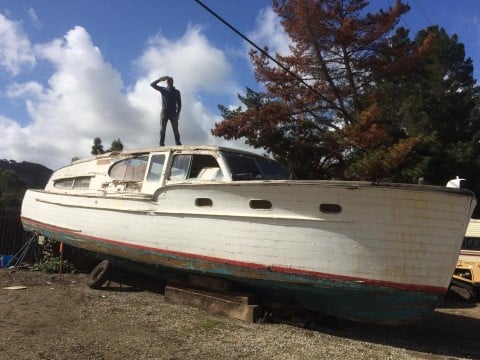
left=141, top=152, right=168, bottom=195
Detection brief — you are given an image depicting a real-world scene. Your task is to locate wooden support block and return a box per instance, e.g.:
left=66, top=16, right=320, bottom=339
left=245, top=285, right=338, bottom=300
left=164, top=286, right=260, bottom=323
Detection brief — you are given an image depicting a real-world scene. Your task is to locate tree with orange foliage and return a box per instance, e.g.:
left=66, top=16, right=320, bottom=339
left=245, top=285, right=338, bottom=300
left=213, top=0, right=430, bottom=180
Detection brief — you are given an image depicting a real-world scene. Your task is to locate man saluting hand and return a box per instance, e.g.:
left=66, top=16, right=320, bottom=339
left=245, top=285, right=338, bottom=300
left=150, top=76, right=182, bottom=146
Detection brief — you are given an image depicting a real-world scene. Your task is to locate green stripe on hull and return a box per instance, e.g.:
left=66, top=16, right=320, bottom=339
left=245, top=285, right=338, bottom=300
left=239, top=278, right=442, bottom=325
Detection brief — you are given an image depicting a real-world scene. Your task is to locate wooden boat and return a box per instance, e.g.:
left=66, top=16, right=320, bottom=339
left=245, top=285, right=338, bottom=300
left=20, top=145, right=476, bottom=324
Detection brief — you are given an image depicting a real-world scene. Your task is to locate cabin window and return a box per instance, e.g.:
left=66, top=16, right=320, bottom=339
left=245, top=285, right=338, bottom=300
left=73, top=176, right=91, bottom=189
left=54, top=178, right=74, bottom=189
left=255, top=157, right=289, bottom=180
left=169, top=154, right=222, bottom=181
left=225, top=154, right=262, bottom=180
left=224, top=153, right=288, bottom=180
left=146, top=154, right=165, bottom=181
left=319, top=203, right=342, bottom=214
left=462, top=237, right=480, bottom=250
left=109, top=155, right=148, bottom=182
left=169, top=155, right=191, bottom=181
left=197, top=167, right=221, bottom=180
left=189, top=155, right=222, bottom=179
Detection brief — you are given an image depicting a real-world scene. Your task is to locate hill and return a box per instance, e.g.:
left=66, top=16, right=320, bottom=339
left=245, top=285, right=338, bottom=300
left=0, top=159, right=52, bottom=189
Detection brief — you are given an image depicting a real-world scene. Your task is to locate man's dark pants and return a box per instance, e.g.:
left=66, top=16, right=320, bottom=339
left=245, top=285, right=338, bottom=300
left=160, top=113, right=181, bottom=146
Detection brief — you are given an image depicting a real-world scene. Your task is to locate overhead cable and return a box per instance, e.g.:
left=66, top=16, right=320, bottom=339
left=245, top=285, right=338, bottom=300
left=193, top=0, right=322, bottom=98
left=412, top=0, right=434, bottom=26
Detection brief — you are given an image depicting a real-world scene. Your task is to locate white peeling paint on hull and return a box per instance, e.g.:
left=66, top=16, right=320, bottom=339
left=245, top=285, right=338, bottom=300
left=21, top=181, right=474, bottom=291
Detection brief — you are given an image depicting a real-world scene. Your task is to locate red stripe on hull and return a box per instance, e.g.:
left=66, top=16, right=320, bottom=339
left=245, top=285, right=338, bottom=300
left=22, top=216, right=446, bottom=295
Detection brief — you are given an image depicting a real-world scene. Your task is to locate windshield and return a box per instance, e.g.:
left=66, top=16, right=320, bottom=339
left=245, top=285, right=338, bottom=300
left=109, top=155, right=149, bottom=182
left=223, top=152, right=289, bottom=180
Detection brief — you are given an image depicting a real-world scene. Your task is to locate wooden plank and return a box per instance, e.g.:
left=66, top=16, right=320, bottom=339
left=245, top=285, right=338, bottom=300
left=164, top=286, right=260, bottom=322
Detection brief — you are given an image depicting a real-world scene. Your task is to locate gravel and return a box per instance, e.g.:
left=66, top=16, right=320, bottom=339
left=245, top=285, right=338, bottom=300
left=1, top=270, right=479, bottom=359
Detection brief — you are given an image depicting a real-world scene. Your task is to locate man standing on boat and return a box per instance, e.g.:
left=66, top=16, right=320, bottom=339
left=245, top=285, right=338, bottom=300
left=150, top=76, right=182, bottom=146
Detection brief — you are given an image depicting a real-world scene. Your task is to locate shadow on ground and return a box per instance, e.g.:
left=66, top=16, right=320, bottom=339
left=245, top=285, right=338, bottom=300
left=310, top=297, right=480, bottom=359
left=97, top=270, right=480, bottom=359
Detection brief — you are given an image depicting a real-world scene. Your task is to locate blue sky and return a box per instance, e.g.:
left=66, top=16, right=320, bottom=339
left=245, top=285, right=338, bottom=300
left=1, top=0, right=479, bottom=169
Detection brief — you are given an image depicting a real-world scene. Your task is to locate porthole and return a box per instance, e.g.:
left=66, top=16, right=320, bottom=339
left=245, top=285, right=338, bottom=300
left=249, top=199, right=272, bottom=210
left=319, top=203, right=342, bottom=214
left=195, top=198, right=213, bottom=207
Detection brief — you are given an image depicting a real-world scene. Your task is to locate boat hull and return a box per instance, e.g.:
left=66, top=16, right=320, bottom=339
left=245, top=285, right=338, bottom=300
left=21, top=181, right=475, bottom=324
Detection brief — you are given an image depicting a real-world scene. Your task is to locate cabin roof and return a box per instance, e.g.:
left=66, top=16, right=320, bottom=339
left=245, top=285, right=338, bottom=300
left=70, top=145, right=263, bottom=166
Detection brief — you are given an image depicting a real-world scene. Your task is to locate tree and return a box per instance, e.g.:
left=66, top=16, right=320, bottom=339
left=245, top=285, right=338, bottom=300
left=371, top=26, right=480, bottom=186
left=0, top=170, right=22, bottom=193
left=406, top=27, right=479, bottom=185
left=0, top=170, right=24, bottom=208
left=213, top=0, right=426, bottom=180
left=91, top=137, right=124, bottom=155
left=91, top=137, right=105, bottom=155
left=108, top=138, right=124, bottom=152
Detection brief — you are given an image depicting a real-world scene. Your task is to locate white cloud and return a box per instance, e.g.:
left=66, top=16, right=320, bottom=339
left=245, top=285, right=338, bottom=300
left=132, top=25, right=240, bottom=147
left=0, top=115, right=24, bottom=150
left=2, top=26, right=147, bottom=168
left=136, top=25, right=234, bottom=94
left=250, top=7, right=292, bottom=57
left=1, top=24, right=250, bottom=169
left=0, top=13, right=36, bottom=76
left=6, top=81, right=43, bottom=98
left=231, top=6, right=292, bottom=95
left=27, top=8, right=42, bottom=29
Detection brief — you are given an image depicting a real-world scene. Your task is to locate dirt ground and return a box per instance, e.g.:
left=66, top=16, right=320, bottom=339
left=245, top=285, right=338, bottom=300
left=1, top=269, right=480, bottom=360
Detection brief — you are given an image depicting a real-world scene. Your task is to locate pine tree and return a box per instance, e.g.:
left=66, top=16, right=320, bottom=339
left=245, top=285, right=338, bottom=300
left=91, top=137, right=105, bottom=155
left=108, top=138, right=124, bottom=152
left=213, top=0, right=421, bottom=180
left=391, top=26, right=480, bottom=186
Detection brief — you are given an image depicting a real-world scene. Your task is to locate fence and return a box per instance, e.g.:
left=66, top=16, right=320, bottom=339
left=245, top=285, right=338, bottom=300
left=0, top=208, right=30, bottom=262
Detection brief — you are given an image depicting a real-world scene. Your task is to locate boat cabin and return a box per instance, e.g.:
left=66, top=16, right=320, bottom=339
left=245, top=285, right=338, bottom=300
left=45, top=146, right=289, bottom=196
